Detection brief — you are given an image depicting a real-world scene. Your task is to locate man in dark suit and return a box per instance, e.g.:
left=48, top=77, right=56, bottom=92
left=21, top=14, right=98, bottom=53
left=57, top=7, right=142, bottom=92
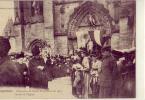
left=29, top=46, right=49, bottom=89
left=99, top=46, right=118, bottom=98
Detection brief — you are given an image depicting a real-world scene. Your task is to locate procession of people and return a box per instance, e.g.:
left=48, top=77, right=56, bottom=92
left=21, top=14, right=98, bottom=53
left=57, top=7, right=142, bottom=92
left=0, top=36, right=135, bottom=98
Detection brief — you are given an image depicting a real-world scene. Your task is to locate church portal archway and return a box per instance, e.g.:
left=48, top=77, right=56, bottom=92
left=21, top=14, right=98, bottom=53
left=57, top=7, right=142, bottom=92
left=67, top=1, right=113, bottom=51
left=27, top=39, right=48, bottom=51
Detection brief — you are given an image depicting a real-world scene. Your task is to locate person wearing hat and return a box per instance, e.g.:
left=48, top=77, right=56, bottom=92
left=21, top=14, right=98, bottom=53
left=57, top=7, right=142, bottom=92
left=0, top=36, right=22, bottom=86
left=98, top=46, right=118, bottom=98
left=28, top=45, right=49, bottom=89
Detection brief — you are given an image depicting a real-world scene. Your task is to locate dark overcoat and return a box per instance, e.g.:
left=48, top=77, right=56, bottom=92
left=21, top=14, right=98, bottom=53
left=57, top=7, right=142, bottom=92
left=99, top=55, right=118, bottom=98
left=0, top=56, right=22, bottom=86
left=29, top=56, right=49, bottom=89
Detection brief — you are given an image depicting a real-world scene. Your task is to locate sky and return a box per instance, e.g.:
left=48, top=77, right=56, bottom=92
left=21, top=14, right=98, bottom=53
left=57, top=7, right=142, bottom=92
left=0, top=1, right=14, bottom=35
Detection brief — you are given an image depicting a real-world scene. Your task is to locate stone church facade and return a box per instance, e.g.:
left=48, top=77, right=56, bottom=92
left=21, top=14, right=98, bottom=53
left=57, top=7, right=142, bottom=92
left=4, top=0, right=135, bottom=55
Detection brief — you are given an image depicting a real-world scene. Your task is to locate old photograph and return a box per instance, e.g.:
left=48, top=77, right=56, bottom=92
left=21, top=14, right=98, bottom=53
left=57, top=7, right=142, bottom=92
left=0, top=0, right=136, bottom=99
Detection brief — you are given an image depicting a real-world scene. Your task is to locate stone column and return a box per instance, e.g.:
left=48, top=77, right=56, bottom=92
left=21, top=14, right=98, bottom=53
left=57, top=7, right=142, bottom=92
left=43, top=0, right=55, bottom=55
left=107, top=1, right=120, bottom=22
left=119, top=17, right=128, bottom=33
left=119, top=16, right=133, bottom=50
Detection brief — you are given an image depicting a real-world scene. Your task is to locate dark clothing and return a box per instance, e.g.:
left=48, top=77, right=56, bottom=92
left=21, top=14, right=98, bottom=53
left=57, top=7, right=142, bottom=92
left=99, top=86, right=112, bottom=98
left=116, top=61, right=135, bottom=98
left=29, top=56, right=49, bottom=89
left=112, top=61, right=124, bottom=98
left=99, top=54, right=117, bottom=98
left=46, top=58, right=54, bottom=80
left=16, top=63, right=29, bottom=86
left=0, top=56, right=22, bottom=86
left=0, top=37, right=11, bottom=58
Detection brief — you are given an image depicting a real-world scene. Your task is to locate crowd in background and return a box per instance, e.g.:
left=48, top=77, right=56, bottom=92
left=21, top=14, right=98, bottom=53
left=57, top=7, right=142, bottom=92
left=0, top=36, right=135, bottom=98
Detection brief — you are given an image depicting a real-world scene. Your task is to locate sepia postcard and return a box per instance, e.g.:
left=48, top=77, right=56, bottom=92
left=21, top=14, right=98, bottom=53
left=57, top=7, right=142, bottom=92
left=0, top=0, right=144, bottom=99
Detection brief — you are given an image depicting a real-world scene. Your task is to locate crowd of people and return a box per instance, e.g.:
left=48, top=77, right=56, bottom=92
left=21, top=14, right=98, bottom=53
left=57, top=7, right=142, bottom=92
left=70, top=46, right=135, bottom=98
left=0, top=36, right=71, bottom=89
left=10, top=48, right=73, bottom=88
left=0, top=36, right=135, bottom=98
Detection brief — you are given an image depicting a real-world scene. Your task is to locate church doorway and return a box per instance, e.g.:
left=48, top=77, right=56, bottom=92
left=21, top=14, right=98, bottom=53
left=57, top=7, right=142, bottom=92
left=67, top=1, right=113, bottom=54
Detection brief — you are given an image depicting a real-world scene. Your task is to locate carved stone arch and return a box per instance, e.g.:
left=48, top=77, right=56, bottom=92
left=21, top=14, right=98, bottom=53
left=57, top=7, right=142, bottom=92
left=67, top=1, right=113, bottom=39
left=27, top=39, right=48, bottom=51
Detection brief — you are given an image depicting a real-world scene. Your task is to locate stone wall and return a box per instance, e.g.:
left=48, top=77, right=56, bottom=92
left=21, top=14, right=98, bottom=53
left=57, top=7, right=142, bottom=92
left=24, top=23, right=44, bottom=49
left=54, top=36, right=68, bottom=56
left=21, top=0, right=56, bottom=54
left=12, top=0, right=135, bottom=55
left=111, top=17, right=134, bottom=50
left=119, top=17, right=133, bottom=49
left=54, top=1, right=80, bottom=36
left=43, top=0, right=55, bottom=55
left=13, top=25, right=22, bottom=52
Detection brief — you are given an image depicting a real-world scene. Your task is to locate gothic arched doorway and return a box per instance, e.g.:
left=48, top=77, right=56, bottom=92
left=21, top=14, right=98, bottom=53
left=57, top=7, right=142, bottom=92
left=27, top=39, right=48, bottom=51
left=67, top=1, right=113, bottom=54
